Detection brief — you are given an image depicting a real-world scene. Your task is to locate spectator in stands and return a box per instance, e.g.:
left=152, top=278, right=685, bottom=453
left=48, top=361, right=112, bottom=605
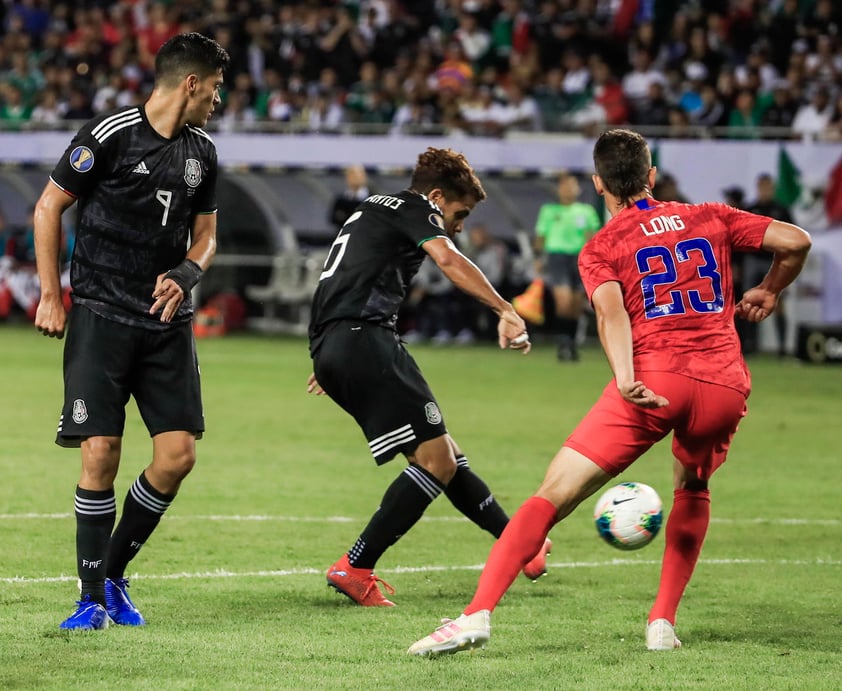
left=569, top=57, right=629, bottom=134
left=666, top=105, right=694, bottom=139
left=622, top=48, right=666, bottom=121
left=533, top=67, right=568, bottom=131
left=344, top=60, right=381, bottom=122
left=824, top=92, right=842, bottom=141
left=320, top=6, right=367, bottom=89
left=307, top=88, right=345, bottom=133
left=500, top=81, right=542, bottom=132
left=391, top=88, right=437, bottom=135
left=461, top=84, right=508, bottom=137
left=653, top=172, right=689, bottom=204
left=434, top=41, right=474, bottom=96
left=727, top=89, right=762, bottom=139
left=634, top=80, right=671, bottom=128
left=805, top=34, right=842, bottom=86
left=760, top=79, right=799, bottom=135
left=744, top=173, right=793, bottom=356
left=453, top=10, right=490, bottom=68
left=0, top=83, right=33, bottom=129
left=62, top=84, right=95, bottom=121
left=692, top=83, right=726, bottom=128
left=489, top=0, right=531, bottom=73
left=678, top=62, right=708, bottom=120
left=329, top=164, right=370, bottom=232
left=792, top=85, right=834, bottom=140
left=560, top=49, right=591, bottom=106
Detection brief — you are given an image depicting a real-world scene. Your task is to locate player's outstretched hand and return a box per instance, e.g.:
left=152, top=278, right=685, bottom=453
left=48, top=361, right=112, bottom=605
left=34, top=296, right=67, bottom=338
left=618, top=380, right=669, bottom=409
left=307, top=373, right=326, bottom=395
left=498, top=308, right=531, bottom=355
left=736, top=286, right=777, bottom=323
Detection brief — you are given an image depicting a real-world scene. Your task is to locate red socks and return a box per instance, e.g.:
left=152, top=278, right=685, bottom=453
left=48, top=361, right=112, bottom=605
left=465, top=496, right=558, bottom=614
left=648, top=488, right=711, bottom=625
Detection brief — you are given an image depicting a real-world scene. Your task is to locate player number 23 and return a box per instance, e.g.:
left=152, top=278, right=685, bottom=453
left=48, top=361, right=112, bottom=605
left=636, top=238, right=724, bottom=319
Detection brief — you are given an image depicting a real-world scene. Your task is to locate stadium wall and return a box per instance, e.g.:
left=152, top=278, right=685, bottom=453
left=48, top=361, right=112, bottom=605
left=2, top=132, right=842, bottom=208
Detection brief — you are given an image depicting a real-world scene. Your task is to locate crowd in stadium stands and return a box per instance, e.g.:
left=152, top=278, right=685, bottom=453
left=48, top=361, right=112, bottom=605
left=0, top=0, right=840, bottom=138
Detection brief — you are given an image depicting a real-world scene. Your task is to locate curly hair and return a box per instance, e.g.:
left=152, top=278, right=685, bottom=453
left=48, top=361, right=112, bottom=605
left=410, top=147, right=487, bottom=203
left=592, top=129, right=652, bottom=203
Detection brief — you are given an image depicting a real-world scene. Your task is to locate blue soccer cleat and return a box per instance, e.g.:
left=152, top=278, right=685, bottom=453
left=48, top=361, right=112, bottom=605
left=105, top=578, right=146, bottom=626
left=59, top=594, right=110, bottom=631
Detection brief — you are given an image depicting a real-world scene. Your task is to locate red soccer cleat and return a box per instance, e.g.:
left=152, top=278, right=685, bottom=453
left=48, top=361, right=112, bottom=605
left=326, top=554, right=396, bottom=607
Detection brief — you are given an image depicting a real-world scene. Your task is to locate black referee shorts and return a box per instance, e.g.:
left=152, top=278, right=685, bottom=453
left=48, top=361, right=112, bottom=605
left=312, top=320, right=447, bottom=464
left=544, top=252, right=583, bottom=290
left=56, top=305, right=204, bottom=447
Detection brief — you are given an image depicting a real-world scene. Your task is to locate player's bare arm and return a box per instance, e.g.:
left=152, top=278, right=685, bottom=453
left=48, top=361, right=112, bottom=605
left=150, top=211, right=218, bottom=323
left=33, top=182, right=77, bottom=338
left=423, top=236, right=530, bottom=353
left=736, top=220, right=811, bottom=323
left=592, top=281, right=669, bottom=409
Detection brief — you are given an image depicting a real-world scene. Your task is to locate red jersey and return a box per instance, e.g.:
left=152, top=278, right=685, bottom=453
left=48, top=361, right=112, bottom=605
left=579, top=200, right=771, bottom=395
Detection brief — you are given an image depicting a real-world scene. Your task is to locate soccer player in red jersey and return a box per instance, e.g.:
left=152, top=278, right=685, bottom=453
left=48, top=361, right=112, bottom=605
left=408, top=128, right=811, bottom=655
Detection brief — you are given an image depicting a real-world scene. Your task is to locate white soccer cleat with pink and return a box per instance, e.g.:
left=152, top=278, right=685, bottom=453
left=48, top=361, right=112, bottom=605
left=408, top=610, right=491, bottom=656
left=646, top=618, right=682, bottom=650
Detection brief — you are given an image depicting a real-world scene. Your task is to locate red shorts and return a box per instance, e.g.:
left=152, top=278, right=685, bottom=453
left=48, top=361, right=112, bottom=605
left=565, top=371, right=747, bottom=480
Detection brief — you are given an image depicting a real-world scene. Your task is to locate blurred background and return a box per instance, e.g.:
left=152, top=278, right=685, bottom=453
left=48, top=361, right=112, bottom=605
left=0, top=0, right=841, bottom=361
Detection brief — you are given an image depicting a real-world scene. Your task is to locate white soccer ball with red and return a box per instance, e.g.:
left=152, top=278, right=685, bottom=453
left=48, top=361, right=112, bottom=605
left=593, top=482, right=663, bottom=551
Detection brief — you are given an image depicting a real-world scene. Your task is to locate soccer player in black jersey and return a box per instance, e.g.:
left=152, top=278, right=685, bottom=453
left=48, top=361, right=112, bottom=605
left=308, top=147, right=550, bottom=606
left=33, top=33, right=229, bottom=630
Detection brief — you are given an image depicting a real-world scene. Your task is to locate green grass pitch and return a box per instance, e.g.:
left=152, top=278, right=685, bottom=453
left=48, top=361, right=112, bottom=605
left=0, top=324, right=839, bottom=689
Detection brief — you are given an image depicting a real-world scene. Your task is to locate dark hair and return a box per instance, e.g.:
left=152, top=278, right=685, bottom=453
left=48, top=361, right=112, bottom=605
left=593, top=129, right=652, bottom=202
left=410, top=147, right=487, bottom=203
left=155, top=32, right=230, bottom=86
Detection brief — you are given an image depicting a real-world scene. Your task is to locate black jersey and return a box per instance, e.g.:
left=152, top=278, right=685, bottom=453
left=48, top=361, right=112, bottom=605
left=309, top=189, right=448, bottom=349
left=50, top=105, right=218, bottom=329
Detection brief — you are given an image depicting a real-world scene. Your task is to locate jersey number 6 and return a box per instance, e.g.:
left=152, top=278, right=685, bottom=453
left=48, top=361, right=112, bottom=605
left=320, top=210, right=361, bottom=281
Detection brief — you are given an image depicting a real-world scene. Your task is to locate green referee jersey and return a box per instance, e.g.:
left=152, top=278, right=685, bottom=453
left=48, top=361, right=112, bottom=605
left=535, top=202, right=601, bottom=254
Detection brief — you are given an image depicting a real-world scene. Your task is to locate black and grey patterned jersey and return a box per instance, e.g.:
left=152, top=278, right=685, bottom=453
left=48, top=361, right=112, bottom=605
left=50, top=105, right=218, bottom=329
left=309, top=189, right=447, bottom=347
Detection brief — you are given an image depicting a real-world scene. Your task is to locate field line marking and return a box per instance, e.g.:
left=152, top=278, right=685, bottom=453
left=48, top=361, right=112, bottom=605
left=2, top=558, right=839, bottom=585
left=0, top=513, right=839, bottom=526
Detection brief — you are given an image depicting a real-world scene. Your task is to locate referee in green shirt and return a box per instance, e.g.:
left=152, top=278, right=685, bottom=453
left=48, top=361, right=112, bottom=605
left=534, top=172, right=602, bottom=360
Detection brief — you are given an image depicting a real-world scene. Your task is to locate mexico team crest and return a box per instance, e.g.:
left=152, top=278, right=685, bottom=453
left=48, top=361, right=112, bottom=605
left=184, top=159, right=202, bottom=187
left=72, top=399, right=88, bottom=424
left=424, top=402, right=442, bottom=425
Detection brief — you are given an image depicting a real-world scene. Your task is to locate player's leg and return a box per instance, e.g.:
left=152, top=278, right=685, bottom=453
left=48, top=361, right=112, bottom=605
left=550, top=258, right=578, bottom=360
left=647, top=378, right=746, bottom=650
left=442, top=437, right=508, bottom=537
left=104, top=322, right=203, bottom=624
left=56, top=306, right=133, bottom=630
left=317, top=322, right=449, bottom=605
left=463, top=447, right=610, bottom=616
left=407, top=447, right=609, bottom=655
left=645, top=459, right=708, bottom=650
left=409, top=382, right=672, bottom=655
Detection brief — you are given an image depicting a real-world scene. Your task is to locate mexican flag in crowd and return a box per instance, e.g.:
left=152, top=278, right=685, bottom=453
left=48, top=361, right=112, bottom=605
left=776, top=147, right=842, bottom=229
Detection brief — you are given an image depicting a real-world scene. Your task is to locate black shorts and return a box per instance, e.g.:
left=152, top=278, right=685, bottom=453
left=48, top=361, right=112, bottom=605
left=312, top=320, right=447, bottom=464
left=544, top=252, right=583, bottom=290
left=56, top=305, right=204, bottom=447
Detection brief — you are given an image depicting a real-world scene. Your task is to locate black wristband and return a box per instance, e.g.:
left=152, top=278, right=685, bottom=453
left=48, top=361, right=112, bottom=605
left=165, top=259, right=203, bottom=294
